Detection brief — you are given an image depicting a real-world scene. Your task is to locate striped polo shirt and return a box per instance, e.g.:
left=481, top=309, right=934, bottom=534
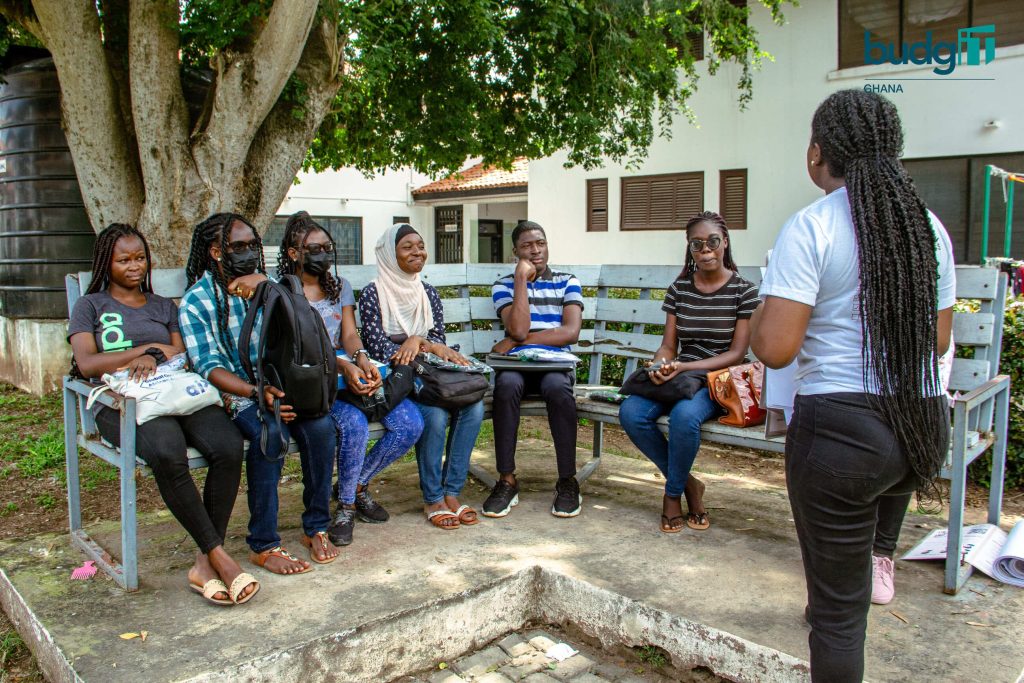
left=662, top=271, right=760, bottom=362
left=492, top=267, right=584, bottom=348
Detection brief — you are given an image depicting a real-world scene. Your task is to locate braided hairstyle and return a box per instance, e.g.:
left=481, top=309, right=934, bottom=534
left=276, top=211, right=342, bottom=304
left=680, top=211, right=737, bottom=278
left=184, top=212, right=265, bottom=354
left=811, top=88, right=947, bottom=501
left=85, top=223, right=153, bottom=295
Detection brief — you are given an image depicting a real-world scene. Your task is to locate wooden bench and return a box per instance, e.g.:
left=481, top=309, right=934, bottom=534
left=63, top=264, right=1010, bottom=594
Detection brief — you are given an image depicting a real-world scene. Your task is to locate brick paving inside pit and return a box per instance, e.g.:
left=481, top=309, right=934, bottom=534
left=395, top=625, right=725, bottom=683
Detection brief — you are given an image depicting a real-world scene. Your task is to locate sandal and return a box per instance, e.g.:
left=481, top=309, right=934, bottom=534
left=228, top=572, right=260, bottom=605
left=189, top=578, right=233, bottom=606
left=449, top=504, right=479, bottom=526
left=687, top=512, right=711, bottom=531
left=301, top=531, right=338, bottom=564
left=426, top=509, right=460, bottom=530
left=660, top=515, right=686, bottom=534
left=249, top=546, right=314, bottom=575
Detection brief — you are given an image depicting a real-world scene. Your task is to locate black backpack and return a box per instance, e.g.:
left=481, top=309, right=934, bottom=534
left=239, top=275, right=338, bottom=456
left=410, top=356, right=490, bottom=409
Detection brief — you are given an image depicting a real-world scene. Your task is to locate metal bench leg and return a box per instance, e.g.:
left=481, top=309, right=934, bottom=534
left=575, top=421, right=603, bottom=484
left=468, top=462, right=497, bottom=491
left=120, top=401, right=139, bottom=591
left=944, top=403, right=971, bottom=594
left=987, top=386, right=1009, bottom=525
left=63, top=381, right=81, bottom=534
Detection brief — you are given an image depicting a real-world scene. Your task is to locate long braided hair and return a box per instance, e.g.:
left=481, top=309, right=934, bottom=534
left=680, top=211, right=738, bottom=278
left=184, top=213, right=265, bottom=354
left=71, top=223, right=154, bottom=378
left=811, top=89, right=947, bottom=501
left=276, top=211, right=342, bottom=304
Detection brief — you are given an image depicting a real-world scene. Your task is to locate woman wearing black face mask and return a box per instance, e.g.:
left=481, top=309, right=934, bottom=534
left=278, top=212, right=423, bottom=548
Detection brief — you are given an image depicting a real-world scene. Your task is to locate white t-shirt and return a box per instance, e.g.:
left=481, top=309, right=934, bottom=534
left=759, top=186, right=956, bottom=396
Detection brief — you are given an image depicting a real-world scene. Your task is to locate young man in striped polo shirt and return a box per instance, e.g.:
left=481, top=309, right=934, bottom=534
left=484, top=221, right=585, bottom=518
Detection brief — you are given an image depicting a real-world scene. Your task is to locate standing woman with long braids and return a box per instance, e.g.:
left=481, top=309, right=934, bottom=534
left=68, top=224, right=257, bottom=606
left=179, top=213, right=340, bottom=576
left=277, top=212, right=423, bottom=547
left=619, top=212, right=760, bottom=533
left=751, top=89, right=955, bottom=682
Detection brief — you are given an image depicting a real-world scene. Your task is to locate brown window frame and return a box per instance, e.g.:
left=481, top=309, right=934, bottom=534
left=586, top=178, right=609, bottom=232
left=620, top=171, right=705, bottom=232
left=719, top=169, right=748, bottom=230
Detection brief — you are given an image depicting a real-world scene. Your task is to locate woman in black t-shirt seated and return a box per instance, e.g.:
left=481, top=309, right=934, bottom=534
left=67, top=224, right=258, bottom=606
left=618, top=212, right=760, bottom=533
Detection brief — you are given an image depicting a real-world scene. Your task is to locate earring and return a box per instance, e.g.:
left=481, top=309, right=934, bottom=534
left=216, top=257, right=221, bottom=262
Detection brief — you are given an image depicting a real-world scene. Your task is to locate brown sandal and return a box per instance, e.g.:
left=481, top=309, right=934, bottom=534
left=249, top=546, right=314, bottom=575
left=427, top=509, right=460, bottom=530
left=660, top=515, right=686, bottom=533
left=300, top=531, right=339, bottom=564
left=686, top=512, right=711, bottom=531
left=449, top=504, right=479, bottom=526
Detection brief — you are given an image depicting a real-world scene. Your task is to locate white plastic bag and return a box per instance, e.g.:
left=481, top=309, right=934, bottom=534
left=86, top=354, right=222, bottom=425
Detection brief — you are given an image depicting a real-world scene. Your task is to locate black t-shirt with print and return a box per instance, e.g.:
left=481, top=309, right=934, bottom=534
left=67, top=291, right=178, bottom=352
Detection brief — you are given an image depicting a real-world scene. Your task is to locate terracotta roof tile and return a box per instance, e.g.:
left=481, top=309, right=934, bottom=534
left=412, top=157, right=528, bottom=196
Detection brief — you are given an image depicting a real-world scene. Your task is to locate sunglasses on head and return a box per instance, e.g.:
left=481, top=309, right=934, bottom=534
left=688, top=235, right=723, bottom=253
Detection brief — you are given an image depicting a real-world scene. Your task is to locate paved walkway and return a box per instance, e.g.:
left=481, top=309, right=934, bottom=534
left=1, top=442, right=1021, bottom=682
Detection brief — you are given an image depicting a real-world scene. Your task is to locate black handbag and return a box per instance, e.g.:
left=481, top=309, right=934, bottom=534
left=335, top=363, right=415, bottom=422
left=619, top=367, right=707, bottom=403
left=410, top=355, right=489, bottom=409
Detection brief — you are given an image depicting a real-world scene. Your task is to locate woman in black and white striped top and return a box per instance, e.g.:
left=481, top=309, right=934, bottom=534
left=619, top=212, right=760, bottom=533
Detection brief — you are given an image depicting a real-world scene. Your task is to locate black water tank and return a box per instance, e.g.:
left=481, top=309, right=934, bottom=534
left=0, top=57, right=94, bottom=319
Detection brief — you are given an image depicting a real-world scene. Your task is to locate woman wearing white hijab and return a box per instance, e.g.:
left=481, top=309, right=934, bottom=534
left=358, top=224, right=485, bottom=530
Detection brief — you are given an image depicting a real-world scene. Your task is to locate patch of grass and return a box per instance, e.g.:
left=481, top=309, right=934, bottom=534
left=635, top=644, right=669, bottom=668
left=0, top=502, right=17, bottom=516
left=1, top=627, right=26, bottom=668
left=13, top=426, right=65, bottom=480
left=34, top=493, right=56, bottom=510
left=475, top=421, right=494, bottom=446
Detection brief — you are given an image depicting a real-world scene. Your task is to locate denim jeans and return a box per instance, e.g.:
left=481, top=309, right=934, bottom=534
left=618, top=390, right=720, bottom=497
left=786, top=392, right=948, bottom=683
left=414, top=400, right=484, bottom=504
left=232, top=403, right=336, bottom=553
left=492, top=370, right=577, bottom=478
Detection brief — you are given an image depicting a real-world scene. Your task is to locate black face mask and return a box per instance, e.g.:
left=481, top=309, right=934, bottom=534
left=224, top=251, right=258, bottom=277
left=302, top=253, right=331, bottom=277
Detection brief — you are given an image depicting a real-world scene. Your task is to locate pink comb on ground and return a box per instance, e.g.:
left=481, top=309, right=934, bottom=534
left=70, top=560, right=97, bottom=580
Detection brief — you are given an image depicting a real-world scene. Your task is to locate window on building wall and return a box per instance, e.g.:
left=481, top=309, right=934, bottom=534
left=620, top=172, right=704, bottom=231
left=839, top=0, right=1024, bottom=70
left=682, top=0, right=747, bottom=61
left=719, top=169, right=748, bottom=230
left=586, top=179, right=609, bottom=232
left=265, top=215, right=363, bottom=265
left=904, top=151, right=1024, bottom=263
left=393, top=216, right=410, bottom=225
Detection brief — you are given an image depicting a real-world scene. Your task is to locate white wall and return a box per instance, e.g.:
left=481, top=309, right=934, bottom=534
left=275, top=167, right=432, bottom=263
left=528, top=1, right=1024, bottom=266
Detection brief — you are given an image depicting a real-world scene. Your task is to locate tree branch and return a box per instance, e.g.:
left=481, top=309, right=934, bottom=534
left=30, top=0, right=143, bottom=229
left=0, top=1, right=43, bottom=43
left=193, top=0, right=319, bottom=196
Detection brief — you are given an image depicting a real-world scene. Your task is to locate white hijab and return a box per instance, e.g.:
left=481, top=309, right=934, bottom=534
left=373, top=224, right=435, bottom=337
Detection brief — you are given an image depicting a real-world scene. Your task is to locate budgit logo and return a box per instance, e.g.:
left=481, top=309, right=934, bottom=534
left=864, top=24, right=995, bottom=75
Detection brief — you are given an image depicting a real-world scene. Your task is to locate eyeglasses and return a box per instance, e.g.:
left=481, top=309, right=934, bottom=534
left=302, top=242, right=334, bottom=256
left=688, top=235, right=723, bottom=253
left=225, top=240, right=260, bottom=254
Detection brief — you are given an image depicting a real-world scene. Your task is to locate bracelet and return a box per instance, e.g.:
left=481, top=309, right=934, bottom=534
left=352, top=349, right=369, bottom=360
left=143, top=347, right=167, bottom=364
left=249, top=385, right=260, bottom=401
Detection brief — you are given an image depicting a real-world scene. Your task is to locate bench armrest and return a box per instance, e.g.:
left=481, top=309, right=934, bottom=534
left=952, top=374, right=1010, bottom=413
left=64, top=376, right=128, bottom=411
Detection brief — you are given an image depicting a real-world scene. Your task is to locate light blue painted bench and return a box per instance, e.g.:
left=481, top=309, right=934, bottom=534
left=63, top=264, right=1009, bottom=594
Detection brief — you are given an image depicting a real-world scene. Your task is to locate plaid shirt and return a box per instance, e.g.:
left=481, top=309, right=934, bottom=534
left=179, top=272, right=262, bottom=383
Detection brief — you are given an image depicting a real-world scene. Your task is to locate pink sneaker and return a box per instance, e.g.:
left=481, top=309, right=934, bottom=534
left=871, top=555, right=895, bottom=605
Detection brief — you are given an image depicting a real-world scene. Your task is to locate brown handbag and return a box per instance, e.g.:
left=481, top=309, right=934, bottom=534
left=707, top=362, right=767, bottom=427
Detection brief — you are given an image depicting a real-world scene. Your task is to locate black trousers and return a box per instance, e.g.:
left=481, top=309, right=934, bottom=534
left=786, top=392, right=948, bottom=683
left=492, top=369, right=577, bottom=479
left=96, top=405, right=244, bottom=554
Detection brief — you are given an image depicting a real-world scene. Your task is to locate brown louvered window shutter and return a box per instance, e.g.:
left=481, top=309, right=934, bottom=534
left=719, top=169, right=748, bottom=230
left=586, top=179, right=608, bottom=232
left=621, top=172, right=704, bottom=231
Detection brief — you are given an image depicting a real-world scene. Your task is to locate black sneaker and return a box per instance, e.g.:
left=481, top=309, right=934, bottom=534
left=327, top=506, right=355, bottom=546
left=355, top=488, right=389, bottom=523
left=482, top=479, right=520, bottom=518
left=552, top=477, right=582, bottom=518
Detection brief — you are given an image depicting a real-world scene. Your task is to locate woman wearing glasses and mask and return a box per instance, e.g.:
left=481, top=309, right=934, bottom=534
left=618, top=211, right=760, bottom=533
left=277, top=212, right=423, bottom=549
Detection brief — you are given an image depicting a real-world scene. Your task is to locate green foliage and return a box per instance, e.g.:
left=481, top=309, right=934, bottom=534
left=635, top=644, right=669, bottom=668
left=178, top=0, right=274, bottom=67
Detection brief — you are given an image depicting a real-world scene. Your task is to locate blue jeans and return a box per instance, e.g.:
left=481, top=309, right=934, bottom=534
left=330, top=398, right=424, bottom=504
left=618, top=390, right=720, bottom=497
left=414, top=400, right=484, bottom=504
left=233, top=404, right=336, bottom=553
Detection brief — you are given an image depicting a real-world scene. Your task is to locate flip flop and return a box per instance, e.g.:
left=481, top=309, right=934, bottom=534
left=687, top=512, right=711, bottom=531
left=660, top=515, right=686, bottom=533
left=426, top=509, right=460, bottom=530
left=189, top=578, right=233, bottom=606
left=449, top=504, right=480, bottom=526
left=228, top=572, right=260, bottom=605
left=249, top=546, right=314, bottom=575
left=300, top=531, right=339, bottom=564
